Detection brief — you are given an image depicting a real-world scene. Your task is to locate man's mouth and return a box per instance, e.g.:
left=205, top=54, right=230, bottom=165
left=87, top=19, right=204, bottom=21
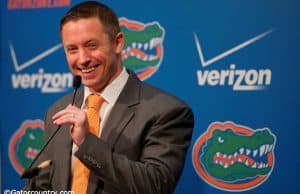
left=79, top=65, right=99, bottom=73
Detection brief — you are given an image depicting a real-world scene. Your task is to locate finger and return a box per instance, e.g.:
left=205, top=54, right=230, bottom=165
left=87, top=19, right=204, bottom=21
left=53, top=113, right=76, bottom=125
left=52, top=105, right=74, bottom=120
left=52, top=108, right=68, bottom=120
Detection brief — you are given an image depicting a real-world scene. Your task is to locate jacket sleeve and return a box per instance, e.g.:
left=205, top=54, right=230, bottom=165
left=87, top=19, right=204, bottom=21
left=75, top=105, right=194, bottom=194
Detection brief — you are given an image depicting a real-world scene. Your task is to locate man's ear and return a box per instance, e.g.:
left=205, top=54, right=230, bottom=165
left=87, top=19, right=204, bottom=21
left=115, top=32, right=124, bottom=54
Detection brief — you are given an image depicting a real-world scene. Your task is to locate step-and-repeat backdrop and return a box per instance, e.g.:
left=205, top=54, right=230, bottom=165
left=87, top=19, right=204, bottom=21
left=1, top=0, right=299, bottom=193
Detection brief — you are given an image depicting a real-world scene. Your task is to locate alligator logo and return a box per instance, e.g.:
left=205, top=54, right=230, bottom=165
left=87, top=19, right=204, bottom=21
left=192, top=121, right=276, bottom=191
left=9, top=120, right=45, bottom=174
left=119, top=18, right=165, bottom=80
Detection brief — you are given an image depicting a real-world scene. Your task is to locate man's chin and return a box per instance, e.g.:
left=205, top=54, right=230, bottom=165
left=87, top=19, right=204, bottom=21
left=82, top=80, right=104, bottom=92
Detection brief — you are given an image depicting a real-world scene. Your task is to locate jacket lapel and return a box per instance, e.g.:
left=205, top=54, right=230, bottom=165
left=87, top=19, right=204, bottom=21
left=88, top=72, right=141, bottom=194
left=101, top=72, right=141, bottom=147
left=87, top=72, right=141, bottom=193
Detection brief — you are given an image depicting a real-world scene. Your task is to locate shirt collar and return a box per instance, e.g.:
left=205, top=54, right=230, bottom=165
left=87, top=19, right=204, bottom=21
left=83, top=67, right=129, bottom=107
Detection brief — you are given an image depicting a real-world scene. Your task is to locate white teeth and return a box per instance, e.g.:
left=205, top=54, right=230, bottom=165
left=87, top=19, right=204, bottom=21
left=234, top=152, right=238, bottom=158
left=239, top=148, right=244, bottom=154
left=143, top=56, right=148, bottom=61
left=269, top=144, right=273, bottom=152
left=265, top=144, right=269, bottom=154
left=122, top=38, right=163, bottom=61
left=126, top=38, right=162, bottom=52
left=253, top=149, right=258, bottom=157
left=224, top=164, right=228, bottom=168
left=154, top=38, right=162, bottom=47
left=123, top=54, right=128, bottom=60
left=245, top=159, right=249, bottom=166
left=81, top=66, right=96, bottom=73
left=216, top=152, right=220, bottom=157
left=229, top=145, right=274, bottom=169
left=223, top=154, right=227, bottom=159
left=150, top=38, right=155, bottom=49
left=246, top=149, right=251, bottom=156
left=215, top=160, right=219, bottom=164
left=149, top=55, right=157, bottom=61
left=149, top=37, right=162, bottom=49
left=220, top=161, right=223, bottom=166
left=138, top=43, right=142, bottom=49
left=259, top=145, right=266, bottom=157
left=132, top=42, right=136, bottom=48
left=26, top=147, right=38, bottom=159
left=122, top=52, right=157, bottom=61
left=144, top=43, right=148, bottom=50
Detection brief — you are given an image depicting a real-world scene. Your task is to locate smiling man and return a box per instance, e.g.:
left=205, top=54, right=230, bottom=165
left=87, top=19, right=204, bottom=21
left=24, top=1, right=194, bottom=194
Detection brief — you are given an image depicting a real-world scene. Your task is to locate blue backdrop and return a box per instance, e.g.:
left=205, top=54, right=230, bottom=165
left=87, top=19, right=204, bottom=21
left=1, top=0, right=300, bottom=193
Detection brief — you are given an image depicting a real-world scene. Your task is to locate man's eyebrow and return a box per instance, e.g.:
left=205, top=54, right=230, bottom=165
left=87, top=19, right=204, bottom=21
left=64, top=44, right=76, bottom=48
left=86, top=39, right=99, bottom=44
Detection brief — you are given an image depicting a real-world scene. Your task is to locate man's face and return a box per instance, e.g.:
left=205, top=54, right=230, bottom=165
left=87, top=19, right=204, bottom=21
left=61, top=17, right=124, bottom=92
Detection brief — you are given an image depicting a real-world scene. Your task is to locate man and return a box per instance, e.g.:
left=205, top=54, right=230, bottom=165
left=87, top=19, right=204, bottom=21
left=25, top=1, right=194, bottom=193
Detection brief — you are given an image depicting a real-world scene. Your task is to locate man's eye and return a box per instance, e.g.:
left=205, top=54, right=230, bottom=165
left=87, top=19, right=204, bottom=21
left=87, top=43, right=97, bottom=49
left=67, top=48, right=77, bottom=54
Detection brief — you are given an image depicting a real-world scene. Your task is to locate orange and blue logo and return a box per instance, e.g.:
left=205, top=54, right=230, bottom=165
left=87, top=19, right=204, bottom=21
left=9, top=120, right=45, bottom=174
left=192, top=121, right=276, bottom=191
left=7, top=0, right=71, bottom=9
left=119, top=18, right=165, bottom=80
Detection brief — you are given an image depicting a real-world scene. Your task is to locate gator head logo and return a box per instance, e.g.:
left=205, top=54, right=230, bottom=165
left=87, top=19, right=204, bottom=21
left=192, top=121, right=276, bottom=191
left=119, top=17, right=165, bottom=80
left=9, top=120, right=45, bottom=174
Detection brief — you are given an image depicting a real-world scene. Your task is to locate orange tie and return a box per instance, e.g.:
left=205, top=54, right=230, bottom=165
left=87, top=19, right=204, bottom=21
left=71, top=94, right=104, bottom=194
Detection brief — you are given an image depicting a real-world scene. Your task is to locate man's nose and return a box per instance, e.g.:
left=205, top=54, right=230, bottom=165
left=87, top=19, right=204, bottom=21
left=78, top=49, right=91, bottom=66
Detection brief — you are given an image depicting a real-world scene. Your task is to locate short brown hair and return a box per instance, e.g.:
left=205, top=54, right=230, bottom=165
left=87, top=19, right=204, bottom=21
left=60, top=1, right=120, bottom=39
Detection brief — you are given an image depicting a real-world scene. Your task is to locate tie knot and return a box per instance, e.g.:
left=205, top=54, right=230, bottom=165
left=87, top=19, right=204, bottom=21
left=87, top=94, right=104, bottom=111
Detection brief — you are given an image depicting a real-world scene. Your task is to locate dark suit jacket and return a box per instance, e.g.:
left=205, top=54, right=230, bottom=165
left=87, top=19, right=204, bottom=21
left=25, top=72, right=194, bottom=194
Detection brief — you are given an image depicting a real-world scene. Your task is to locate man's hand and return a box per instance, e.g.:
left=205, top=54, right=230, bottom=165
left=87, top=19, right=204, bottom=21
left=52, top=104, right=89, bottom=146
